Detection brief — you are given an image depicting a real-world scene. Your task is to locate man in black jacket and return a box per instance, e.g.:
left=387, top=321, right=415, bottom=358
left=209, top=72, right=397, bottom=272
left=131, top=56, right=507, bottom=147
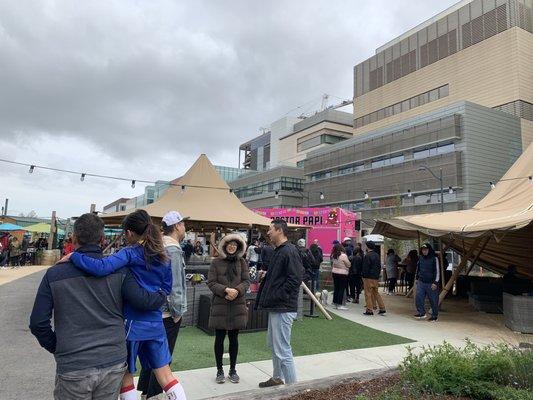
left=362, top=241, right=386, bottom=316
left=256, top=219, right=304, bottom=388
left=29, top=213, right=167, bottom=400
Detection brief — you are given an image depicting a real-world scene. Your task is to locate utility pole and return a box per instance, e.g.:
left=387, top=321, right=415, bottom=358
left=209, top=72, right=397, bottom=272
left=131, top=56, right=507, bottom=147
left=3, top=198, right=8, bottom=216
left=90, top=204, right=96, bottom=214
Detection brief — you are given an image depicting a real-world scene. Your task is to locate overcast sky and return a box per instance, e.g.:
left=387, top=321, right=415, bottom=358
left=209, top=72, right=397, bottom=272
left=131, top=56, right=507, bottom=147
left=0, top=0, right=459, bottom=219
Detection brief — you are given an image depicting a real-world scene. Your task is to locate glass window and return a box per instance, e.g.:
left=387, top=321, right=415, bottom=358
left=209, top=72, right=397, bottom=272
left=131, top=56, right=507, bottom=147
left=419, top=92, right=429, bottom=105
left=437, top=143, right=455, bottom=154
left=377, top=108, right=385, bottom=120
left=384, top=106, right=392, bottom=117
left=410, top=96, right=419, bottom=108
left=390, top=154, right=405, bottom=164
left=393, top=103, right=402, bottom=114
left=371, top=159, right=386, bottom=168
left=414, top=148, right=430, bottom=159
left=401, top=99, right=410, bottom=112
left=429, top=88, right=439, bottom=101
left=369, top=112, right=378, bottom=123
left=363, top=115, right=370, bottom=125
left=439, top=85, right=449, bottom=98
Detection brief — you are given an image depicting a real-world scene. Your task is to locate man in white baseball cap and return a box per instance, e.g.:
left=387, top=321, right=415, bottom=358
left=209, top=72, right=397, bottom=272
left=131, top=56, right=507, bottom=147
left=137, top=210, right=189, bottom=399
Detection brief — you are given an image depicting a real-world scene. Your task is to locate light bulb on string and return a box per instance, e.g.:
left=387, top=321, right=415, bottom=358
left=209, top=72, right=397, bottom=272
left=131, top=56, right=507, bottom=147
left=407, top=189, right=412, bottom=198
left=29, top=165, right=35, bottom=174
left=131, top=180, right=136, bottom=189
left=319, top=192, right=325, bottom=200
left=80, top=173, right=86, bottom=182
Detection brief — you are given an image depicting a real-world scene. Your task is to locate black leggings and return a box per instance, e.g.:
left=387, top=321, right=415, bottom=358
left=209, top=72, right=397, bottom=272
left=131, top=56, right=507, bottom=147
left=388, top=277, right=397, bottom=293
left=348, top=274, right=363, bottom=299
left=215, top=329, right=239, bottom=370
left=332, top=273, right=348, bottom=305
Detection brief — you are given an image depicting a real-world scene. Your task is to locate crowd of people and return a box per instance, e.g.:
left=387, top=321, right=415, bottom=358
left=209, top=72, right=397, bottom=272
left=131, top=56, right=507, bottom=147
left=29, top=210, right=304, bottom=400
left=0, top=233, right=44, bottom=268
left=25, top=203, right=450, bottom=400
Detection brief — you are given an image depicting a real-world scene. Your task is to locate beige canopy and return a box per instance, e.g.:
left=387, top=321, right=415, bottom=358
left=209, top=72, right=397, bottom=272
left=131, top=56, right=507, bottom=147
left=100, top=154, right=291, bottom=230
left=373, top=143, right=533, bottom=278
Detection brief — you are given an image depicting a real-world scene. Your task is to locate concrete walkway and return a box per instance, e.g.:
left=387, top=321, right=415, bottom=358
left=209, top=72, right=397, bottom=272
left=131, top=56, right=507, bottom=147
left=0, top=264, right=49, bottom=286
left=166, top=293, right=531, bottom=400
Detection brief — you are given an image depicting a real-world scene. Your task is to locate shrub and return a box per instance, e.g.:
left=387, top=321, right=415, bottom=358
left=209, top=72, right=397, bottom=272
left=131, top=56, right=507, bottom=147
left=399, top=341, right=533, bottom=399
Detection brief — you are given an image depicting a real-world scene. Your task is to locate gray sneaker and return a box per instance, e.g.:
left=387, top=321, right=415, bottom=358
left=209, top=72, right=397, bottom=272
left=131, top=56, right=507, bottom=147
left=228, top=369, right=240, bottom=383
left=216, top=369, right=225, bottom=384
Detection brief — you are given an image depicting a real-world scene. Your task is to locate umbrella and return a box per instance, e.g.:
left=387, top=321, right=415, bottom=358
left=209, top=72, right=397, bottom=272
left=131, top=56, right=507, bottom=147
left=0, top=223, right=26, bottom=231
left=24, top=222, right=65, bottom=235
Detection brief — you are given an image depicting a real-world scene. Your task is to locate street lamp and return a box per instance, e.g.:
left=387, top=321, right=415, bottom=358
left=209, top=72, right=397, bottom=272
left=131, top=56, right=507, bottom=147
left=418, top=165, right=444, bottom=212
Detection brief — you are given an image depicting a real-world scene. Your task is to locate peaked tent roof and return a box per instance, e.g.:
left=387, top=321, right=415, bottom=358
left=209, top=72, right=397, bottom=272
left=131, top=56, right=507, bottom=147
left=373, top=143, right=533, bottom=277
left=100, top=154, right=284, bottom=229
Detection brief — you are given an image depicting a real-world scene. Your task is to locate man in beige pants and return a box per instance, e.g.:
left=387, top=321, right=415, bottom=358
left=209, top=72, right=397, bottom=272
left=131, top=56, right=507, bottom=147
left=362, top=241, right=386, bottom=315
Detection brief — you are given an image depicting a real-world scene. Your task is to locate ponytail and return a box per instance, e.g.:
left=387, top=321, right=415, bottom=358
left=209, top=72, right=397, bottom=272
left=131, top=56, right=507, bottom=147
left=122, top=210, right=168, bottom=266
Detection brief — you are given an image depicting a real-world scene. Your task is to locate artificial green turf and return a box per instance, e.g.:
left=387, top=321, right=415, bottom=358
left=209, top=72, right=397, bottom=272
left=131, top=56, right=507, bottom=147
left=170, top=314, right=413, bottom=372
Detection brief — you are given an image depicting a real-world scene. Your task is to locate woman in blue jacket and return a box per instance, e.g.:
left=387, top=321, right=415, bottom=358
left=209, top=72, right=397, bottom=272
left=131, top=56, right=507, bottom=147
left=64, top=210, right=187, bottom=400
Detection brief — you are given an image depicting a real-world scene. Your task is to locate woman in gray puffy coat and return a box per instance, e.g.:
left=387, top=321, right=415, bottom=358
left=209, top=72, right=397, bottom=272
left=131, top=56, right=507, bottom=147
left=207, top=234, right=250, bottom=384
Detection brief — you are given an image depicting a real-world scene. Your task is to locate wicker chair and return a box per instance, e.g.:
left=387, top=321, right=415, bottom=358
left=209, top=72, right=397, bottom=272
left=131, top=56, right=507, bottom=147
left=503, top=292, right=533, bottom=333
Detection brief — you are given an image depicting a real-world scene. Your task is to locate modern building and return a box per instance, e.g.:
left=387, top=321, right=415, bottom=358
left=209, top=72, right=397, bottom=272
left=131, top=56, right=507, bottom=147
left=234, top=109, right=354, bottom=208
left=304, top=101, right=523, bottom=224
left=353, top=0, right=532, bottom=148
left=239, top=109, right=354, bottom=172
left=230, top=166, right=305, bottom=209
left=103, top=198, right=129, bottom=214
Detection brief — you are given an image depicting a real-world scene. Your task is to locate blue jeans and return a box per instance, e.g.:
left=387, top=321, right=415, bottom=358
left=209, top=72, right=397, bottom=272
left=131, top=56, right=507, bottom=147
left=267, top=312, right=297, bottom=384
left=415, top=281, right=439, bottom=317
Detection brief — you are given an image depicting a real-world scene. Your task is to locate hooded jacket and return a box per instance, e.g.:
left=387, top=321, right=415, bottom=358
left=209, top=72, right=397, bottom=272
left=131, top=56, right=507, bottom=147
left=416, top=244, right=440, bottom=284
left=207, top=234, right=250, bottom=330
left=161, top=236, right=188, bottom=319
left=255, top=240, right=304, bottom=313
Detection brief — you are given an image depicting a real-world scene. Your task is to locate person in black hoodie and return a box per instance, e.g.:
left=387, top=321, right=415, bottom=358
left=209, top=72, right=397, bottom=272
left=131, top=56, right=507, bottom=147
left=348, top=244, right=364, bottom=303
left=362, top=241, right=386, bottom=315
left=255, top=219, right=304, bottom=388
left=414, top=243, right=440, bottom=322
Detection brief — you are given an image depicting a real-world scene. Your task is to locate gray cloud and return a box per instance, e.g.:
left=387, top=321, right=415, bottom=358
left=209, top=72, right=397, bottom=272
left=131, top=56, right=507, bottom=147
left=0, top=0, right=458, bottom=216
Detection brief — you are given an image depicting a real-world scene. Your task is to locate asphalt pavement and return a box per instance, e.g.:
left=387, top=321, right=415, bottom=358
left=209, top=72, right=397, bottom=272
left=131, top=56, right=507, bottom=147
left=0, top=269, right=55, bottom=400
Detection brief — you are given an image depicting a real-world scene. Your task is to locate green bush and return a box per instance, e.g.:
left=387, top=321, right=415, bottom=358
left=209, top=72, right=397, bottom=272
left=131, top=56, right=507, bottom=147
left=399, top=341, right=533, bottom=400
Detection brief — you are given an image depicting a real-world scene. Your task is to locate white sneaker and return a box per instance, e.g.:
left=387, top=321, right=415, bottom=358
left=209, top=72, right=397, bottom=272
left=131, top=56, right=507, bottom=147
left=338, top=306, right=349, bottom=310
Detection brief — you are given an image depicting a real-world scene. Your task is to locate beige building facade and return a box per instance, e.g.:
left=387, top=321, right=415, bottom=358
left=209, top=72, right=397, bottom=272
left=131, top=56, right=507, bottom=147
left=353, top=0, right=533, bottom=148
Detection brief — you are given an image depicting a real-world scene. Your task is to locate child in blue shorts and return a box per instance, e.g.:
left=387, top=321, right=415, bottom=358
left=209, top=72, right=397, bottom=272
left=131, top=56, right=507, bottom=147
left=65, top=210, right=186, bottom=400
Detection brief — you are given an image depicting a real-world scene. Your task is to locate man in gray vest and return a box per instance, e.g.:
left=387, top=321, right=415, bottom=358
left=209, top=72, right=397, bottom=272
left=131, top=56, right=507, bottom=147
left=414, top=243, right=440, bottom=322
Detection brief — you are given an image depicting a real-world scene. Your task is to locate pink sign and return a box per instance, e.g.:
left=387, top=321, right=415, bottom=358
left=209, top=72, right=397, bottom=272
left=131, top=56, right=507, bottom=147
left=253, top=207, right=359, bottom=256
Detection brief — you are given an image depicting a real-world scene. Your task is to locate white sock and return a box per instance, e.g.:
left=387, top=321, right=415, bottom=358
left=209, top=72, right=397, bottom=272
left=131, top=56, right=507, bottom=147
left=119, top=385, right=137, bottom=400
left=165, top=380, right=187, bottom=400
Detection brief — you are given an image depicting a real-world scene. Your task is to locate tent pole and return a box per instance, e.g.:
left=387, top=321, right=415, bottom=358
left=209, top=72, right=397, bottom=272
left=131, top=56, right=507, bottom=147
left=438, top=238, right=446, bottom=288
left=465, top=235, right=491, bottom=276
left=439, top=236, right=484, bottom=305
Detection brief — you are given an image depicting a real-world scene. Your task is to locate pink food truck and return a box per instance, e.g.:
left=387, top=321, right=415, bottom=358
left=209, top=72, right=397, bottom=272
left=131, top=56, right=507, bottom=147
left=253, top=207, right=359, bottom=256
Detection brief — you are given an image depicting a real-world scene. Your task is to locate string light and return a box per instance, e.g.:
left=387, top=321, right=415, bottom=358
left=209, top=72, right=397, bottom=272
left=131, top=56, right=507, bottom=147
left=274, top=191, right=279, bottom=199
left=181, top=185, right=185, bottom=193
left=448, top=186, right=453, bottom=194
left=29, top=165, right=35, bottom=174
left=364, top=191, right=369, bottom=199
left=407, top=189, right=412, bottom=198
left=80, top=173, right=86, bottom=182
left=490, top=181, right=495, bottom=190
left=319, top=192, right=325, bottom=200
left=131, top=180, right=136, bottom=189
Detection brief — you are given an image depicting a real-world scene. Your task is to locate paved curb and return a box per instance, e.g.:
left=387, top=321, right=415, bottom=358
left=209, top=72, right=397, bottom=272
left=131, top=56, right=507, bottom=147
left=204, top=367, right=397, bottom=400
